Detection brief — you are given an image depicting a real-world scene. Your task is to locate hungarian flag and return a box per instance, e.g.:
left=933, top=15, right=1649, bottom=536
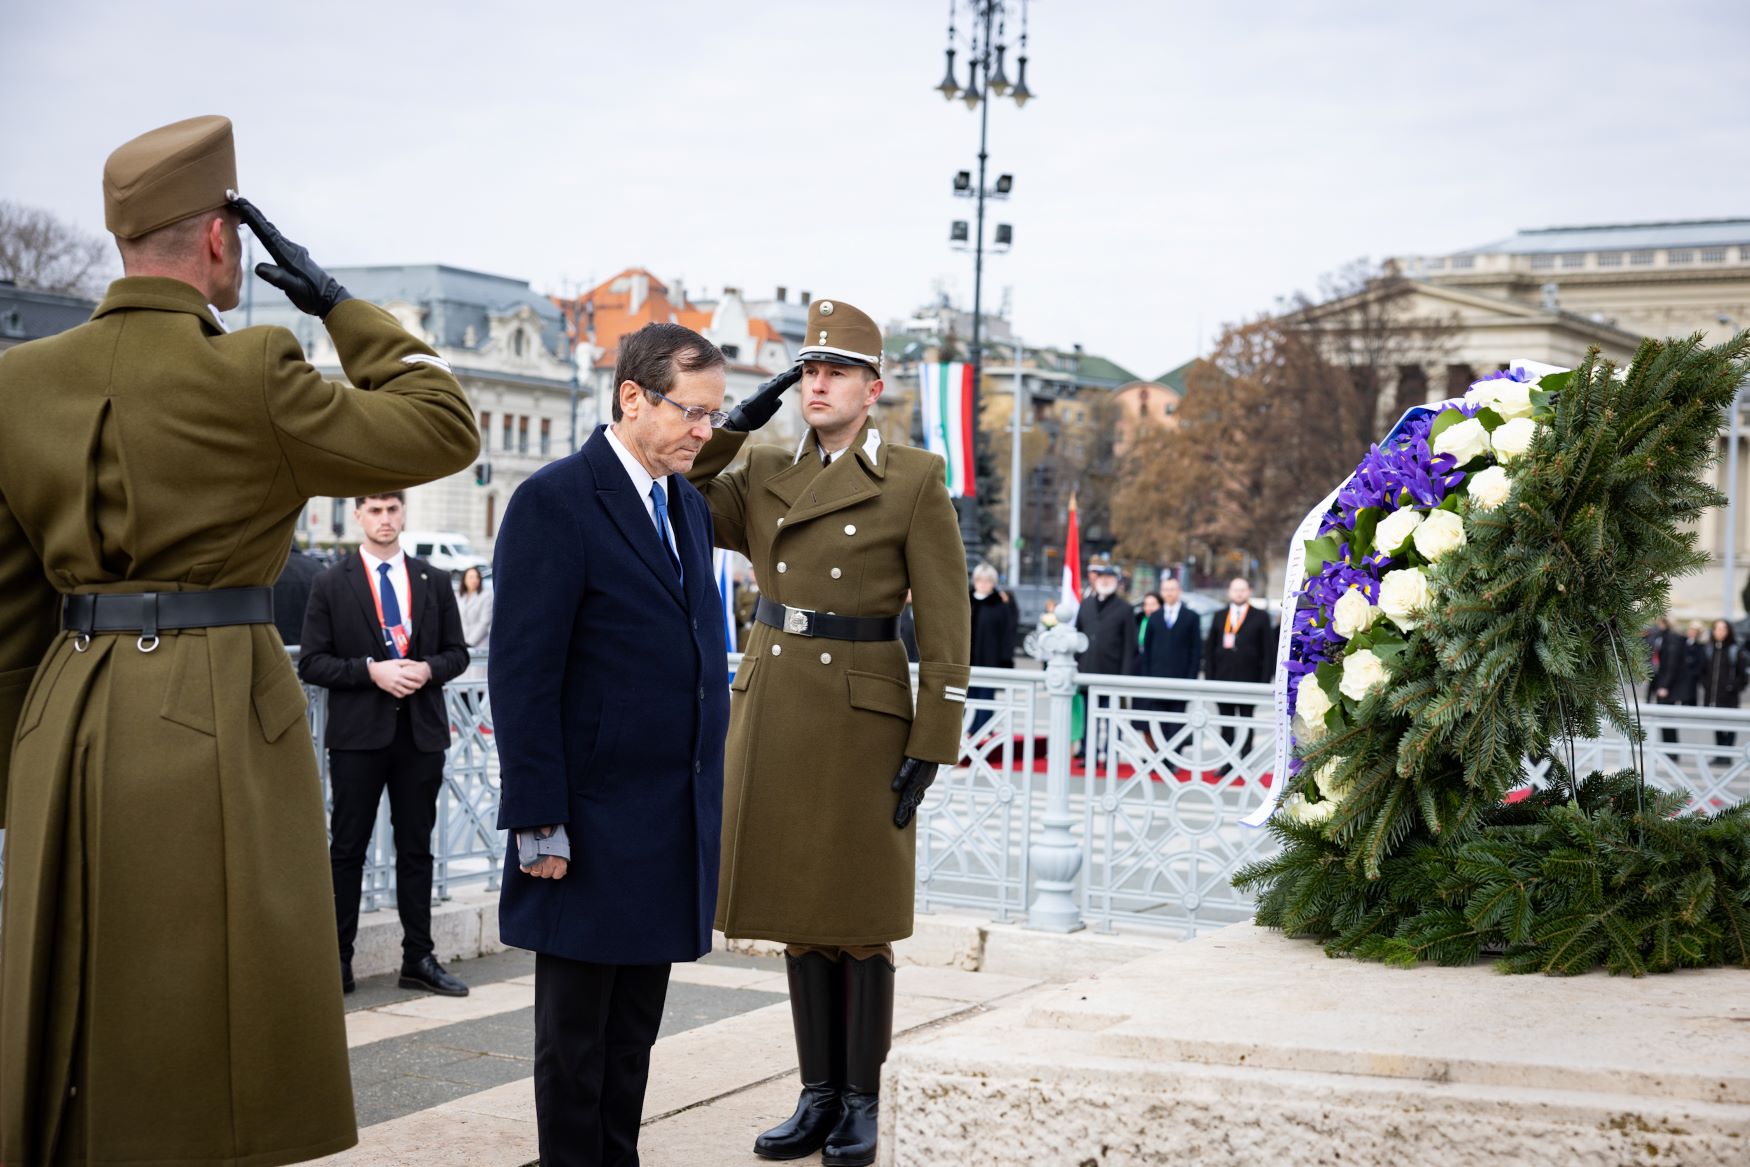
left=1059, top=491, right=1082, bottom=624
left=919, top=362, right=976, bottom=498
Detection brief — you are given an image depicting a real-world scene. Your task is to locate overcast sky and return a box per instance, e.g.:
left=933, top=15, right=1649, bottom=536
left=5, top=0, right=1747, bottom=378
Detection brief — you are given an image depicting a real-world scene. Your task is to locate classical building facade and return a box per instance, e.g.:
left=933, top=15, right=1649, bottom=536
left=242, top=264, right=579, bottom=557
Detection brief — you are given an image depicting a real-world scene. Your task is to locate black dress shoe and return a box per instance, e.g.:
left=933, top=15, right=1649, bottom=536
left=341, top=961, right=355, bottom=995
left=398, top=954, right=469, bottom=997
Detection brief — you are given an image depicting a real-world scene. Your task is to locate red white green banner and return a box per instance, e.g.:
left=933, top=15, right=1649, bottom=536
left=919, top=362, right=976, bottom=499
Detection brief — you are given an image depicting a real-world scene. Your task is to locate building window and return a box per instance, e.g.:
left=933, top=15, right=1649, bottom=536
left=1669, top=249, right=1693, bottom=264
left=720, top=343, right=740, bottom=359
left=480, top=411, right=491, bottom=443
left=540, top=418, right=552, bottom=457
left=1597, top=252, right=1623, bottom=267
left=1423, top=257, right=1446, bottom=271
left=1529, top=254, right=1555, bottom=270
left=1701, top=247, right=1726, bottom=263
left=501, top=414, right=514, bottom=451
left=485, top=494, right=497, bottom=539
left=512, top=330, right=526, bottom=358
left=518, top=416, right=530, bottom=455
left=1628, top=250, right=1654, bottom=265
left=1741, top=247, right=1750, bottom=262
left=1451, top=256, right=1475, bottom=270
left=1560, top=253, right=1585, bottom=268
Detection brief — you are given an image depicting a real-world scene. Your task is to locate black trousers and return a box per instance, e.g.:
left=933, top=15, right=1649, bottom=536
left=534, top=954, right=672, bottom=1167
left=329, top=711, right=445, bottom=963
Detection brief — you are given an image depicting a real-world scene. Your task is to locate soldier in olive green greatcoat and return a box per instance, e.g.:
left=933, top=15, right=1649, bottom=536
left=0, top=115, right=478, bottom=1166
left=686, top=299, right=971, bottom=1167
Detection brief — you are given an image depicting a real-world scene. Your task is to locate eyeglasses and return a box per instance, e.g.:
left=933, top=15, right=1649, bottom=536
left=643, top=386, right=730, bottom=429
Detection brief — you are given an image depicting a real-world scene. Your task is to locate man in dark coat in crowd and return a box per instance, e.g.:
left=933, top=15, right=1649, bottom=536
left=1134, top=576, right=1202, bottom=750
left=968, top=562, right=1019, bottom=735
left=1204, top=576, right=1275, bottom=774
left=1654, top=618, right=1706, bottom=744
left=1075, top=559, right=1136, bottom=761
left=490, top=323, right=731, bottom=1166
left=273, top=543, right=324, bottom=645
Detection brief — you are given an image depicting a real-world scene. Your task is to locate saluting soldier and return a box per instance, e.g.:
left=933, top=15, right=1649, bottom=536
left=0, top=115, right=479, bottom=1165
left=686, top=298, right=971, bottom=1167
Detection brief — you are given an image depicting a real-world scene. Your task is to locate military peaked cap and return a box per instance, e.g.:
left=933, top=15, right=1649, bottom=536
left=797, top=298, right=882, bottom=373
left=104, top=115, right=237, bottom=239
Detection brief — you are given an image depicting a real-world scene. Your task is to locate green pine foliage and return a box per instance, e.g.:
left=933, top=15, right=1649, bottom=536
left=1235, top=332, right=1750, bottom=975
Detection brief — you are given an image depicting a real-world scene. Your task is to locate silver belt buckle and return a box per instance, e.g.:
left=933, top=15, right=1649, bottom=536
left=784, top=605, right=814, bottom=636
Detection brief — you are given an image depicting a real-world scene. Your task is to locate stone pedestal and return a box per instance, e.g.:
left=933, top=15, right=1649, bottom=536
left=881, top=923, right=1750, bottom=1166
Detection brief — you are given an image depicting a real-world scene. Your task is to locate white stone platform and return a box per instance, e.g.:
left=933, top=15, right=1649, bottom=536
left=880, top=923, right=1750, bottom=1166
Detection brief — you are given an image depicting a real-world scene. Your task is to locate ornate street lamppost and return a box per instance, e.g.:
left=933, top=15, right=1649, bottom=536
left=933, top=0, right=1036, bottom=568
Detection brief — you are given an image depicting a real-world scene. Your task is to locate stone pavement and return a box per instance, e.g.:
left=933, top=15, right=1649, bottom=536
left=315, top=899, right=1128, bottom=1165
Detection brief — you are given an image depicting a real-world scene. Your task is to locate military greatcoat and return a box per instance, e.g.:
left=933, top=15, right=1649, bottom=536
left=0, top=277, right=478, bottom=1166
left=688, top=424, right=971, bottom=945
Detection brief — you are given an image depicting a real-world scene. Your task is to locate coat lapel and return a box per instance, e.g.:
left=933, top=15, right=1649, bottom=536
left=584, top=429, right=685, bottom=607
left=346, top=554, right=388, bottom=661
left=780, top=427, right=882, bottom=528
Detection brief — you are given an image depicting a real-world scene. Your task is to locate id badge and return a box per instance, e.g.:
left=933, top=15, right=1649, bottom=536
left=389, top=623, right=411, bottom=658
left=1223, top=632, right=1236, bottom=650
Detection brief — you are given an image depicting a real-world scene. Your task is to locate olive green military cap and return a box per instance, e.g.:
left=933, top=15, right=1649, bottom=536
left=103, top=115, right=237, bottom=239
left=797, top=298, right=882, bottom=373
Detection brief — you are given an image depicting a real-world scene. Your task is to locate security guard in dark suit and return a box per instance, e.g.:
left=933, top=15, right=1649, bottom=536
left=0, top=115, right=478, bottom=1165
left=686, top=299, right=971, bottom=1167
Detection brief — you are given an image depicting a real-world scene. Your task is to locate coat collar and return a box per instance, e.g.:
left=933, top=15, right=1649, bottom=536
left=764, top=423, right=884, bottom=527
left=91, top=276, right=228, bottom=334
left=583, top=426, right=685, bottom=607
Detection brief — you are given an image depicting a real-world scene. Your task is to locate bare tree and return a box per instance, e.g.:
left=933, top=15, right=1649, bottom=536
left=1115, top=261, right=1459, bottom=583
left=0, top=200, right=113, bottom=297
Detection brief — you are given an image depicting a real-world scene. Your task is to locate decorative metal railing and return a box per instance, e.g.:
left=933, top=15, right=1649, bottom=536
left=5, top=642, right=1747, bottom=941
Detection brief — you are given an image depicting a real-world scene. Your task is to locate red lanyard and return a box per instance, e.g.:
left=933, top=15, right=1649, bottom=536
left=365, top=555, right=413, bottom=639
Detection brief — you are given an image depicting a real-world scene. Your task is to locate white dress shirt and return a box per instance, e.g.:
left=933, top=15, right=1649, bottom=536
left=1162, top=602, right=1182, bottom=628
left=606, top=425, right=677, bottom=548
left=360, top=545, right=413, bottom=637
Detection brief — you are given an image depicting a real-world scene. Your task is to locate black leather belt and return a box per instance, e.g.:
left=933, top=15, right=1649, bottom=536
left=62, top=587, right=275, bottom=648
left=755, top=596, right=900, bottom=642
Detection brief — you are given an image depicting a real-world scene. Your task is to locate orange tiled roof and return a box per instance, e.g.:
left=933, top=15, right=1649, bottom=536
left=747, top=318, right=781, bottom=342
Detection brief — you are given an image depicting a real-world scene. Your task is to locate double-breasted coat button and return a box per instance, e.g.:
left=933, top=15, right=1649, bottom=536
left=776, top=517, right=785, bottom=526
left=830, top=567, right=842, bottom=579
left=771, top=644, right=782, bottom=656
left=844, top=524, right=857, bottom=535
left=698, top=686, right=705, bottom=700
left=777, top=562, right=788, bottom=573
left=820, top=652, right=832, bottom=664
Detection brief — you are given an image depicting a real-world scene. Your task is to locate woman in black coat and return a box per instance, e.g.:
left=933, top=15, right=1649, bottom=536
left=968, top=563, right=1019, bottom=734
left=1702, top=618, right=1749, bottom=756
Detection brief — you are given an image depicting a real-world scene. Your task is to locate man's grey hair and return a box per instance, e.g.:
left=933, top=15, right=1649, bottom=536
left=972, top=562, right=999, bottom=584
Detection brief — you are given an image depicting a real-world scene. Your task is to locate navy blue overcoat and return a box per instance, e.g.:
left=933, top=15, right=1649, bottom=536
left=491, top=425, right=729, bottom=965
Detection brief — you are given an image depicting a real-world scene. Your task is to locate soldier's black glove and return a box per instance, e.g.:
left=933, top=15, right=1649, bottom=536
left=229, top=195, right=354, bottom=319
left=725, top=364, right=801, bottom=432
left=891, top=757, right=939, bottom=829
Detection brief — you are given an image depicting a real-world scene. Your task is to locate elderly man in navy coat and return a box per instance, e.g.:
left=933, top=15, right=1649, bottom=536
left=490, top=322, right=731, bottom=1167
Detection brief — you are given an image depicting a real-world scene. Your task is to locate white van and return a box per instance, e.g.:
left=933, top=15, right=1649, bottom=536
left=403, top=531, right=486, bottom=583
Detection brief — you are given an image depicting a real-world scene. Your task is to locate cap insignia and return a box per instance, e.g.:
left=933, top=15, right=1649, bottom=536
left=818, top=330, right=828, bottom=345
left=820, top=301, right=835, bottom=315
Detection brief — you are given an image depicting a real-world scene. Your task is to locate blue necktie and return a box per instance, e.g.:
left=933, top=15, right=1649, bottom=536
left=650, top=482, right=683, bottom=583
left=376, top=561, right=404, bottom=657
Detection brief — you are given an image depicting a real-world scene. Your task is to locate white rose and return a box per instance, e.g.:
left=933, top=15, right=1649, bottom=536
left=1310, top=757, right=1351, bottom=803
left=1487, top=378, right=1535, bottom=420
left=1411, top=508, right=1467, bottom=561
left=1331, top=587, right=1379, bottom=639
left=1301, top=798, right=1337, bottom=825
left=1338, top=648, right=1389, bottom=701
left=1468, top=464, right=1511, bottom=510
left=1294, top=713, right=1327, bottom=744
left=1373, top=507, right=1424, bottom=555
left=1432, top=417, right=1490, bottom=465
left=1297, top=673, right=1334, bottom=725
left=1490, top=416, right=1537, bottom=461
left=1378, top=567, right=1432, bottom=631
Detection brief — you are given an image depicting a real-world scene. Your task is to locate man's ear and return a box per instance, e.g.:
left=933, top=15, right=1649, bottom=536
left=207, top=213, right=231, bottom=264
left=866, top=376, right=885, bottom=407
left=619, top=379, right=642, bottom=419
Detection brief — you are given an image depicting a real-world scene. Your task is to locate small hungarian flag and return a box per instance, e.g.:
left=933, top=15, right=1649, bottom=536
left=919, top=362, right=976, bottom=498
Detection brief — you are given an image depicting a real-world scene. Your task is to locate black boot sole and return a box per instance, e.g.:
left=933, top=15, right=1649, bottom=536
left=822, top=1150, right=876, bottom=1167
left=753, top=1139, right=829, bottom=1162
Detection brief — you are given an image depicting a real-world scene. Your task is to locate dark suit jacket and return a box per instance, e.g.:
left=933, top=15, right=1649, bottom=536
left=272, top=547, right=324, bottom=646
left=1137, top=606, right=1202, bottom=679
left=1654, top=633, right=1704, bottom=703
left=1076, top=593, right=1138, bottom=676
left=490, top=426, right=730, bottom=966
left=1204, top=603, right=1275, bottom=684
left=297, top=551, right=471, bottom=753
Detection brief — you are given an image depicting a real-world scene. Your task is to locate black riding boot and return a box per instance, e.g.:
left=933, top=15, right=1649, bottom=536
left=822, top=953, right=895, bottom=1167
left=753, top=951, right=844, bottom=1159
